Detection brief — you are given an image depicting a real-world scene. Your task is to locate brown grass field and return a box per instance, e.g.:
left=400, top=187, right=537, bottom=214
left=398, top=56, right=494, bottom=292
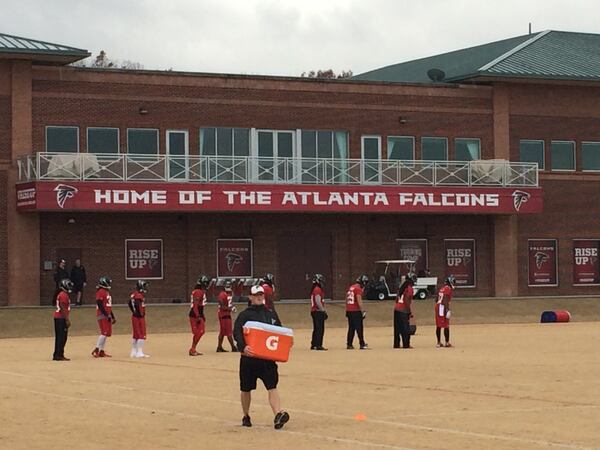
left=0, top=298, right=599, bottom=449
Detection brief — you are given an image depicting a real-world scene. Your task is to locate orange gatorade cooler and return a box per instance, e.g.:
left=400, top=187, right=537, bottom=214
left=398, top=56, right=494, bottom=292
left=242, top=321, right=294, bottom=363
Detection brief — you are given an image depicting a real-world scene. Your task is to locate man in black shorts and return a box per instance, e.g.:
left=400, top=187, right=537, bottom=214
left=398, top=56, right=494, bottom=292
left=233, top=285, right=290, bottom=430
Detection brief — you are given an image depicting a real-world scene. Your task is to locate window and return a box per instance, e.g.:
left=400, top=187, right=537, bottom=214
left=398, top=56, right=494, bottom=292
left=199, top=127, right=250, bottom=156
left=362, top=135, right=381, bottom=183
left=421, top=137, right=447, bottom=161
left=256, top=130, right=295, bottom=181
left=582, top=142, right=600, bottom=171
left=127, top=128, right=159, bottom=155
left=300, top=130, right=348, bottom=183
left=520, top=140, right=545, bottom=170
left=551, top=141, right=575, bottom=171
left=46, top=126, right=79, bottom=152
left=387, top=136, right=414, bottom=160
left=87, top=128, right=119, bottom=154
left=455, top=138, right=481, bottom=161
left=200, top=127, right=250, bottom=181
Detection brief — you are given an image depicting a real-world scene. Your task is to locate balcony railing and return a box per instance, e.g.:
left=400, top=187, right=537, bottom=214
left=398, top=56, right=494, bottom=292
left=17, top=153, right=539, bottom=187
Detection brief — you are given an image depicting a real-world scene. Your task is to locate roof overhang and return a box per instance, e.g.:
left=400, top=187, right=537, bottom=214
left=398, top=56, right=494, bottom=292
left=0, top=50, right=90, bottom=65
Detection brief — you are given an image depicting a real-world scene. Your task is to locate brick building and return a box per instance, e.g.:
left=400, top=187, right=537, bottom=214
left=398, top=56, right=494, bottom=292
left=2, top=30, right=600, bottom=305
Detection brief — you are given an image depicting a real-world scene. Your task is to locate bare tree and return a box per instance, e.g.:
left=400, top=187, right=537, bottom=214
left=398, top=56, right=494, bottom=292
left=71, top=50, right=144, bottom=70
left=301, top=69, right=353, bottom=79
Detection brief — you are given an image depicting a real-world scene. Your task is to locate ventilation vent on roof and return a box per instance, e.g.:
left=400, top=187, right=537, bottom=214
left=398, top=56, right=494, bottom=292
left=427, top=68, right=446, bottom=82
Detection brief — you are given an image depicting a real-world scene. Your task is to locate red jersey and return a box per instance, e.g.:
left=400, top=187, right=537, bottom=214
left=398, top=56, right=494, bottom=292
left=310, top=286, right=325, bottom=312
left=217, top=291, right=234, bottom=318
left=53, top=291, right=70, bottom=319
left=262, top=284, right=274, bottom=310
left=130, top=291, right=146, bottom=317
left=189, top=288, right=207, bottom=318
left=95, top=288, right=112, bottom=317
left=436, top=285, right=453, bottom=316
left=345, top=283, right=363, bottom=312
left=395, top=285, right=414, bottom=312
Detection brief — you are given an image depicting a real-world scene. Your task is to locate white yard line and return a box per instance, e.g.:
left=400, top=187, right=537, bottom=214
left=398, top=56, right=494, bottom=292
left=2, top=385, right=413, bottom=450
left=1, top=369, right=597, bottom=450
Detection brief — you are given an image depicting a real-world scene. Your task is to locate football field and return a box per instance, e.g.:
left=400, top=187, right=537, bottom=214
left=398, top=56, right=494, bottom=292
left=0, top=320, right=599, bottom=449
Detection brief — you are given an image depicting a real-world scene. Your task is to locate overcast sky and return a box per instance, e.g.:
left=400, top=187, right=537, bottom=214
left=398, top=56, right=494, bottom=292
left=2, top=0, right=599, bottom=76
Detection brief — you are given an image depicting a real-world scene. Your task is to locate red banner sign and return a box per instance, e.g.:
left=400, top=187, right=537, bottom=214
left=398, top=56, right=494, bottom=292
left=217, top=239, right=253, bottom=277
left=444, top=239, right=476, bottom=288
left=125, top=239, right=163, bottom=280
left=528, top=239, right=558, bottom=287
left=573, top=240, right=600, bottom=286
left=397, top=239, right=428, bottom=274
left=17, top=181, right=543, bottom=214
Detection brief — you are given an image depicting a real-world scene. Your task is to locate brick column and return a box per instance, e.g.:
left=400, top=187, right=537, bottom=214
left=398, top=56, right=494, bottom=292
left=492, top=84, right=519, bottom=296
left=493, top=215, right=519, bottom=297
left=493, top=83, right=510, bottom=160
left=7, top=60, right=40, bottom=305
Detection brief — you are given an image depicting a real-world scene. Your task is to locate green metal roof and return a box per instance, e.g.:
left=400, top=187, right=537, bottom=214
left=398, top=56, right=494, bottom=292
left=0, top=32, right=89, bottom=64
left=353, top=30, right=600, bottom=84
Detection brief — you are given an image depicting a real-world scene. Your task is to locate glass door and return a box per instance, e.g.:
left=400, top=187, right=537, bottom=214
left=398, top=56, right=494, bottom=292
left=167, top=130, right=189, bottom=180
left=255, top=130, right=295, bottom=182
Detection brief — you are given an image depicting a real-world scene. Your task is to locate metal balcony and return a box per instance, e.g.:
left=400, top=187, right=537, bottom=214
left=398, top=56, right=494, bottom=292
left=17, top=153, right=539, bottom=187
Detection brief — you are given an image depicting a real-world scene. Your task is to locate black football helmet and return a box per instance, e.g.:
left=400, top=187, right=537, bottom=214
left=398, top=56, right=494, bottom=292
left=312, top=273, right=324, bottom=285
left=196, top=275, right=210, bottom=288
left=60, top=279, right=74, bottom=293
left=406, top=273, right=417, bottom=284
left=263, top=273, right=274, bottom=286
left=98, top=275, right=112, bottom=289
left=356, top=274, right=369, bottom=287
left=445, top=275, right=456, bottom=288
left=136, top=280, right=149, bottom=293
left=224, top=280, right=232, bottom=292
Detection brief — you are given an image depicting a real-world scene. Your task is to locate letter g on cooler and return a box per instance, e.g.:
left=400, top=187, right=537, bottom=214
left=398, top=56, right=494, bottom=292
left=266, top=335, right=279, bottom=351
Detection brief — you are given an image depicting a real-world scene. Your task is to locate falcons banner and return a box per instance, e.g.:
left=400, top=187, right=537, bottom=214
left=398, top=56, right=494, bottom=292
left=444, top=239, right=476, bottom=288
left=573, top=240, right=600, bottom=286
left=397, top=239, right=428, bottom=274
left=528, top=239, right=558, bottom=287
left=125, top=239, right=163, bottom=280
left=16, top=181, right=543, bottom=214
left=217, top=239, right=253, bottom=278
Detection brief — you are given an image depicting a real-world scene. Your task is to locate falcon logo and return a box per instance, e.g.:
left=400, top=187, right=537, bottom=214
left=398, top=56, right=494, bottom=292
left=534, top=252, right=549, bottom=269
left=225, top=252, right=243, bottom=272
left=512, top=190, right=531, bottom=212
left=54, top=184, right=78, bottom=208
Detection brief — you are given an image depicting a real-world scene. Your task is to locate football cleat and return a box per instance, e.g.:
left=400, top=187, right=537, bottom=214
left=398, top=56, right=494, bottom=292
left=91, top=348, right=100, bottom=358
left=216, top=347, right=227, bottom=353
left=346, top=344, right=354, bottom=350
left=359, top=344, right=370, bottom=350
left=189, top=350, right=201, bottom=356
left=242, top=415, right=252, bottom=427
left=99, top=350, right=111, bottom=357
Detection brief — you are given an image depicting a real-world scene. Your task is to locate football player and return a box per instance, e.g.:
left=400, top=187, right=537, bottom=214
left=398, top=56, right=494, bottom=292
left=92, top=276, right=116, bottom=358
left=261, top=273, right=280, bottom=323
left=394, top=274, right=415, bottom=349
left=346, top=275, right=369, bottom=350
left=435, top=275, right=456, bottom=348
left=310, top=274, right=327, bottom=350
left=52, top=279, right=73, bottom=361
left=216, top=281, right=237, bottom=352
left=129, top=280, right=149, bottom=358
left=189, top=275, right=209, bottom=356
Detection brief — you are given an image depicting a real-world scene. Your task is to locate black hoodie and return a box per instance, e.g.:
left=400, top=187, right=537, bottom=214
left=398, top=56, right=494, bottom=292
left=233, top=301, right=282, bottom=352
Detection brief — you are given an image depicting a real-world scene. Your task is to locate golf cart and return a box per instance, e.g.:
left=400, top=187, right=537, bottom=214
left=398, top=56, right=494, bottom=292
left=365, top=260, right=438, bottom=301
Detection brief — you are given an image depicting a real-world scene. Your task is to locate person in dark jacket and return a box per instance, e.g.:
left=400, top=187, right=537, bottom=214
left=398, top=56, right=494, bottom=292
left=233, top=285, right=290, bottom=430
left=70, top=258, right=87, bottom=306
left=53, top=259, right=70, bottom=295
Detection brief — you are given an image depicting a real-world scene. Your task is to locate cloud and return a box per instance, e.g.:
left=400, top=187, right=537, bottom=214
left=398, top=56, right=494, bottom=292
left=1, top=0, right=599, bottom=76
